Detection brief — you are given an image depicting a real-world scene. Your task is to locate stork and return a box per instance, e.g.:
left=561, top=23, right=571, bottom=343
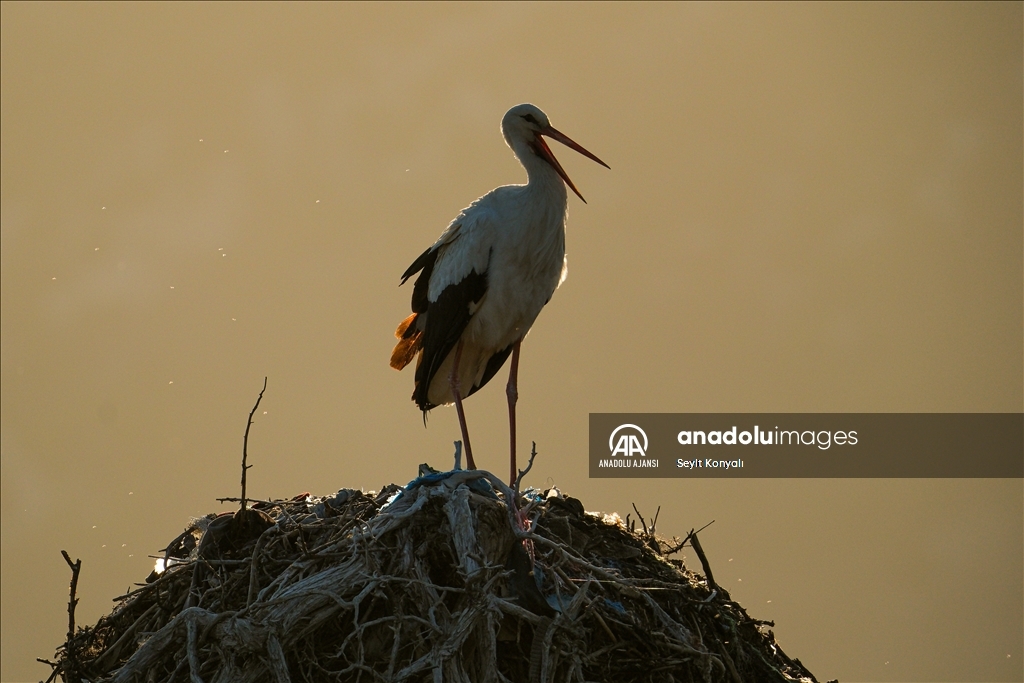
left=390, top=103, right=608, bottom=485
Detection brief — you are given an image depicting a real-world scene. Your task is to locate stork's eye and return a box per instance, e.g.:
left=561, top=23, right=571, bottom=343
left=522, top=114, right=539, bottom=125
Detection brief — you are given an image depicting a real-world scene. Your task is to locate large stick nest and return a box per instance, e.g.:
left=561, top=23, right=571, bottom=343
left=45, top=467, right=823, bottom=683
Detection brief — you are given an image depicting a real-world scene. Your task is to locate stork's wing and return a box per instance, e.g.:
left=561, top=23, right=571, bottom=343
left=390, top=217, right=468, bottom=372
left=393, top=206, right=496, bottom=411
left=412, top=262, right=488, bottom=410
left=465, top=343, right=513, bottom=400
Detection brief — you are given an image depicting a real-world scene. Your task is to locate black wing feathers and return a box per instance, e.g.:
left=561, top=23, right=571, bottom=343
left=401, top=247, right=438, bottom=315
left=412, top=268, right=488, bottom=410
left=401, top=246, right=435, bottom=285
left=465, top=344, right=513, bottom=399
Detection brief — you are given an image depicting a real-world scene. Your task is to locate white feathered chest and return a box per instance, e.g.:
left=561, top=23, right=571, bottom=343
left=428, top=180, right=569, bottom=351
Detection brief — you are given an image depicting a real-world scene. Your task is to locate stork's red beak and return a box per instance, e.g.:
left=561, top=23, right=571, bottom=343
left=534, top=126, right=610, bottom=204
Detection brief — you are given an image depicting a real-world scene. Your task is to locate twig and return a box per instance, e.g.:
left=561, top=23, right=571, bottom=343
left=514, top=441, right=538, bottom=495
left=60, top=550, right=82, bottom=683
left=660, top=519, right=718, bottom=557
left=687, top=529, right=717, bottom=590
left=592, top=611, right=616, bottom=643
left=718, top=639, right=743, bottom=683
left=241, top=377, right=268, bottom=512
left=248, top=526, right=279, bottom=607
left=184, top=562, right=202, bottom=610
left=631, top=503, right=648, bottom=536
left=216, top=497, right=282, bottom=507
left=662, top=536, right=688, bottom=555
left=36, top=658, right=60, bottom=683
left=693, top=519, right=715, bottom=536
left=186, top=615, right=205, bottom=683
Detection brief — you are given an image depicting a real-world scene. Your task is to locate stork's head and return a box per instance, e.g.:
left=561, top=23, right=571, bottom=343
left=501, top=103, right=609, bottom=203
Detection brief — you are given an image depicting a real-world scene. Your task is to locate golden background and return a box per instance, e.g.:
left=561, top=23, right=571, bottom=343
left=2, top=3, right=1021, bottom=681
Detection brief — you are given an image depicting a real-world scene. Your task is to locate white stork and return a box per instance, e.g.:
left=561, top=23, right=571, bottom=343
left=390, top=103, right=608, bottom=485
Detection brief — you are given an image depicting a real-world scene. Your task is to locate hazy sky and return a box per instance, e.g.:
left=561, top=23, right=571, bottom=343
left=2, top=3, right=1021, bottom=682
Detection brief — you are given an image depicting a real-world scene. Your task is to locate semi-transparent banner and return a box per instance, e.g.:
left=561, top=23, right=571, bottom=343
left=589, top=413, right=1023, bottom=478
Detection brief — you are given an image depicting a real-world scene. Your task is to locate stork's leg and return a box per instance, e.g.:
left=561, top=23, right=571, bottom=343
left=449, top=339, right=475, bottom=470
left=506, top=340, right=522, bottom=486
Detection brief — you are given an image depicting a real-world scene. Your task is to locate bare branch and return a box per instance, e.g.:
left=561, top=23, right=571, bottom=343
left=631, top=503, right=648, bottom=536
left=241, top=377, right=268, bottom=512
left=513, top=441, right=539, bottom=495
left=60, top=550, right=82, bottom=683
left=687, top=529, right=717, bottom=591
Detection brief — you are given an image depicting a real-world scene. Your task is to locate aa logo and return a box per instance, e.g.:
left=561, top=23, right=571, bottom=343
left=609, top=424, right=648, bottom=457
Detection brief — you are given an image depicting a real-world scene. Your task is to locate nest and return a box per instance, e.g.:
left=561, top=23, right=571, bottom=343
left=44, top=465, right=824, bottom=683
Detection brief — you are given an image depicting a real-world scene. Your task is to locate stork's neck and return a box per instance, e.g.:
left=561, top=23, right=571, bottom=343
left=512, top=138, right=569, bottom=201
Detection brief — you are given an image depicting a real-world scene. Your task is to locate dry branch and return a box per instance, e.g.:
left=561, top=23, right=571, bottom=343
left=241, top=378, right=268, bottom=512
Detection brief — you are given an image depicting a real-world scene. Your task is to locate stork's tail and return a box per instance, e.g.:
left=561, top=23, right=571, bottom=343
left=390, top=313, right=423, bottom=370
